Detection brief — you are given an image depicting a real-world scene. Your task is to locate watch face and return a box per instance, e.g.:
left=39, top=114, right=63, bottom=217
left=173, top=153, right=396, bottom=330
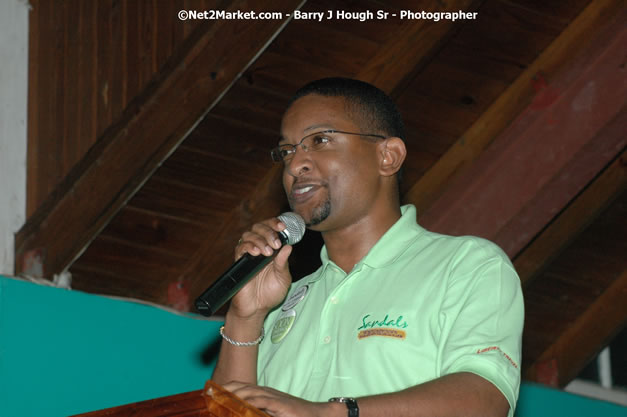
left=344, top=398, right=358, bottom=407
left=329, top=397, right=358, bottom=416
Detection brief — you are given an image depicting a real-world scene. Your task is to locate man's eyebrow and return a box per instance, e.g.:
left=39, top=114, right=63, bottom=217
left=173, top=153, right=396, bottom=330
left=278, top=124, right=335, bottom=145
left=304, top=123, right=334, bottom=132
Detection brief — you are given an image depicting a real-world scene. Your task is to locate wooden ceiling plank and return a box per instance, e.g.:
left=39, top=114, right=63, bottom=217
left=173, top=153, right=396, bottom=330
left=243, top=50, right=350, bottom=93
left=403, top=0, right=626, bottom=214
left=14, top=0, right=304, bottom=279
left=128, top=177, right=241, bottom=224
left=413, top=12, right=626, bottom=247
left=70, top=264, right=165, bottom=303
left=525, top=267, right=627, bottom=386
left=181, top=164, right=287, bottom=310
left=514, top=150, right=627, bottom=285
left=356, top=0, right=483, bottom=95
left=270, top=19, right=380, bottom=76
left=98, top=206, right=212, bottom=255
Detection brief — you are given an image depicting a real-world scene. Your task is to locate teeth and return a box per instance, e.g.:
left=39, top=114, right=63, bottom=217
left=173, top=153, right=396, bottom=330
left=295, top=186, right=313, bottom=195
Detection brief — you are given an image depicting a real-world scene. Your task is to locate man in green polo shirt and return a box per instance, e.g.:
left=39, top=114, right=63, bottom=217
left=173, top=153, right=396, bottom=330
left=212, top=78, right=524, bottom=417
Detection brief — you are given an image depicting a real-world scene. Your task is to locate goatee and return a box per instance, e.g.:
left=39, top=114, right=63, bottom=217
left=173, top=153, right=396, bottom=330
left=289, top=198, right=331, bottom=227
left=307, top=199, right=331, bottom=226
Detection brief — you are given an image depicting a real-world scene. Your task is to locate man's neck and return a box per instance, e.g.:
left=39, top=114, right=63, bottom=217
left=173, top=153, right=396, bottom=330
left=321, top=204, right=402, bottom=273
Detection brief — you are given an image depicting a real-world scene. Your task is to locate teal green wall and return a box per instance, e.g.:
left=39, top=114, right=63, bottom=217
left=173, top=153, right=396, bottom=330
left=0, top=276, right=222, bottom=416
left=1, top=276, right=624, bottom=417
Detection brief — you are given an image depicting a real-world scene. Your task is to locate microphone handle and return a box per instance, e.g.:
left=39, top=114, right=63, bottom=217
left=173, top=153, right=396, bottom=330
left=195, top=251, right=277, bottom=316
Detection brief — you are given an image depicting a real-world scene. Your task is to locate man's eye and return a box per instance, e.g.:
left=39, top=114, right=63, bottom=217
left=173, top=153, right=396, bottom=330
left=311, top=135, right=330, bottom=147
left=279, top=147, right=293, bottom=157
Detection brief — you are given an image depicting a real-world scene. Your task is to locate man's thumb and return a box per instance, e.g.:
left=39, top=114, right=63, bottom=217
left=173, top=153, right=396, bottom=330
left=273, top=244, right=293, bottom=271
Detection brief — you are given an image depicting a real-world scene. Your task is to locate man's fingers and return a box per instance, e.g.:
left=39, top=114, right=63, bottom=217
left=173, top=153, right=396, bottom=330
left=222, top=384, right=313, bottom=417
left=244, top=395, right=279, bottom=415
left=235, top=218, right=288, bottom=260
left=222, top=381, right=246, bottom=391
left=252, top=221, right=286, bottom=249
left=226, top=384, right=269, bottom=401
left=239, top=230, right=273, bottom=257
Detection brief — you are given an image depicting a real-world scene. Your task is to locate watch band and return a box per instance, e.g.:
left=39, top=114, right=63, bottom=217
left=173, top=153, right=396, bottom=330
left=329, top=397, right=359, bottom=417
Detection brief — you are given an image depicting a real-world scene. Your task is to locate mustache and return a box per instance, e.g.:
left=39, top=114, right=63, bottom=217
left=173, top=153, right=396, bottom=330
left=292, top=177, right=327, bottom=187
left=287, top=179, right=327, bottom=198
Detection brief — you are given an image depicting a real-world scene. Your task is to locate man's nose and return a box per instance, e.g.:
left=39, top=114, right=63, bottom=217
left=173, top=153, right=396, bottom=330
left=286, top=145, right=313, bottom=176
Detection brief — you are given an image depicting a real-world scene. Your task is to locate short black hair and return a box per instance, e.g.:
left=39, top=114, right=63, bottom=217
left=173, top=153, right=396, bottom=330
left=288, top=77, right=405, bottom=142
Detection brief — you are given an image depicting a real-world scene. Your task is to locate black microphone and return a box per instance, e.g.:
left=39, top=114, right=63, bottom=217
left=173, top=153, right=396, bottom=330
left=195, top=212, right=306, bottom=316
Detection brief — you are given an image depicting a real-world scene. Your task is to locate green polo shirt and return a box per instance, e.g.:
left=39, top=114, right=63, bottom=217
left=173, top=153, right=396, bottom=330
left=258, top=205, right=523, bottom=415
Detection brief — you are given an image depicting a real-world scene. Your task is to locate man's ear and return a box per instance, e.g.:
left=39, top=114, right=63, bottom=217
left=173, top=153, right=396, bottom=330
left=379, top=137, right=406, bottom=177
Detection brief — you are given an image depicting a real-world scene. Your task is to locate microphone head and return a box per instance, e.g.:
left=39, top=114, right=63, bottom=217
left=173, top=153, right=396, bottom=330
left=277, top=212, right=306, bottom=245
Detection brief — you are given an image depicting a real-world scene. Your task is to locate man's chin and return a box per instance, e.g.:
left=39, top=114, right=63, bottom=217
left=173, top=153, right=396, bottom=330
left=307, top=200, right=331, bottom=227
left=306, top=216, right=327, bottom=228
left=289, top=200, right=331, bottom=228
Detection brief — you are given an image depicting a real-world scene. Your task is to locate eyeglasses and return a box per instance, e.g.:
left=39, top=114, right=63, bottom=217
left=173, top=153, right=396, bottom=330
left=270, top=130, right=386, bottom=163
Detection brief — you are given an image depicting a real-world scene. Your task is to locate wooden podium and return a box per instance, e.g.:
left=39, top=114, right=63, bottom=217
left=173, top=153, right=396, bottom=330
left=73, top=380, right=270, bottom=417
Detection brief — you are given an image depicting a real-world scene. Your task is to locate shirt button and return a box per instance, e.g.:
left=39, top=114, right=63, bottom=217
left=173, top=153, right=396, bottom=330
left=331, top=296, right=339, bottom=304
left=323, top=336, right=331, bottom=344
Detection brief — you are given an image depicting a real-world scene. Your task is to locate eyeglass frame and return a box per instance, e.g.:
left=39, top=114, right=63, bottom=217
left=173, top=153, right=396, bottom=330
left=270, top=129, right=387, bottom=163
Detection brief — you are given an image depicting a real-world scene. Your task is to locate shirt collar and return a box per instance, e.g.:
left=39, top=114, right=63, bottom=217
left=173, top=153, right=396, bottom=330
left=315, top=205, right=424, bottom=275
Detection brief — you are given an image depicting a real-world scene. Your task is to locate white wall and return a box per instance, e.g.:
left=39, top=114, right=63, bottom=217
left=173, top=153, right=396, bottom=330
left=0, top=0, right=29, bottom=274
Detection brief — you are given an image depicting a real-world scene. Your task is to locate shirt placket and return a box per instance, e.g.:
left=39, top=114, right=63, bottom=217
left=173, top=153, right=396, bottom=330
left=311, top=263, right=362, bottom=378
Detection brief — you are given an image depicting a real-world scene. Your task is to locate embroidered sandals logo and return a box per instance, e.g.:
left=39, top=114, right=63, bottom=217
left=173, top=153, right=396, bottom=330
left=357, top=313, right=408, bottom=340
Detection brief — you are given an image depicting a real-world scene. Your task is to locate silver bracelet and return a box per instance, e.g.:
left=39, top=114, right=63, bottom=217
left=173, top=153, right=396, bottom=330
left=220, top=325, right=265, bottom=346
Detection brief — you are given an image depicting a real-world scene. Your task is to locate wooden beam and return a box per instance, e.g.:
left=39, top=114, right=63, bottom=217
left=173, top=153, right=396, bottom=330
left=14, top=0, right=304, bottom=278
left=411, top=4, right=626, bottom=254
left=403, top=0, right=626, bottom=214
left=525, top=268, right=627, bottom=386
left=494, top=107, right=627, bottom=258
left=356, top=0, right=483, bottom=96
left=514, top=149, right=627, bottom=285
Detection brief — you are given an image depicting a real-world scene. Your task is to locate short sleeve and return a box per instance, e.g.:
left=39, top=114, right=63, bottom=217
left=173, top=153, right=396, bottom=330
left=438, top=239, right=524, bottom=417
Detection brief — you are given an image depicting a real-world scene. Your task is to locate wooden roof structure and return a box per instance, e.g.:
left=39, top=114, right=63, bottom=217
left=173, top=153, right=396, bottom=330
left=18, top=0, right=626, bottom=388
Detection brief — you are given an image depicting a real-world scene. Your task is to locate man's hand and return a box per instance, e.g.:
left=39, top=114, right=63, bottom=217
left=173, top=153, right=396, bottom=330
left=212, top=217, right=296, bottom=387
left=230, top=217, right=294, bottom=319
left=223, top=382, right=340, bottom=417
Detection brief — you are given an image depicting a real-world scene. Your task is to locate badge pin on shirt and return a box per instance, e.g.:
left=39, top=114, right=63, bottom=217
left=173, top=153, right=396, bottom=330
left=281, top=285, right=308, bottom=311
left=271, top=285, right=308, bottom=343
left=271, top=309, right=296, bottom=344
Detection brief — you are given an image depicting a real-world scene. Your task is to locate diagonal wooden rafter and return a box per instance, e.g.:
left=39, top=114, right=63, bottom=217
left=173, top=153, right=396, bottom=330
left=403, top=0, right=626, bottom=214
left=514, top=148, right=627, bottom=285
left=14, top=0, right=305, bottom=278
left=184, top=0, right=481, bottom=308
left=492, top=108, right=627, bottom=259
left=525, top=267, right=627, bottom=387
